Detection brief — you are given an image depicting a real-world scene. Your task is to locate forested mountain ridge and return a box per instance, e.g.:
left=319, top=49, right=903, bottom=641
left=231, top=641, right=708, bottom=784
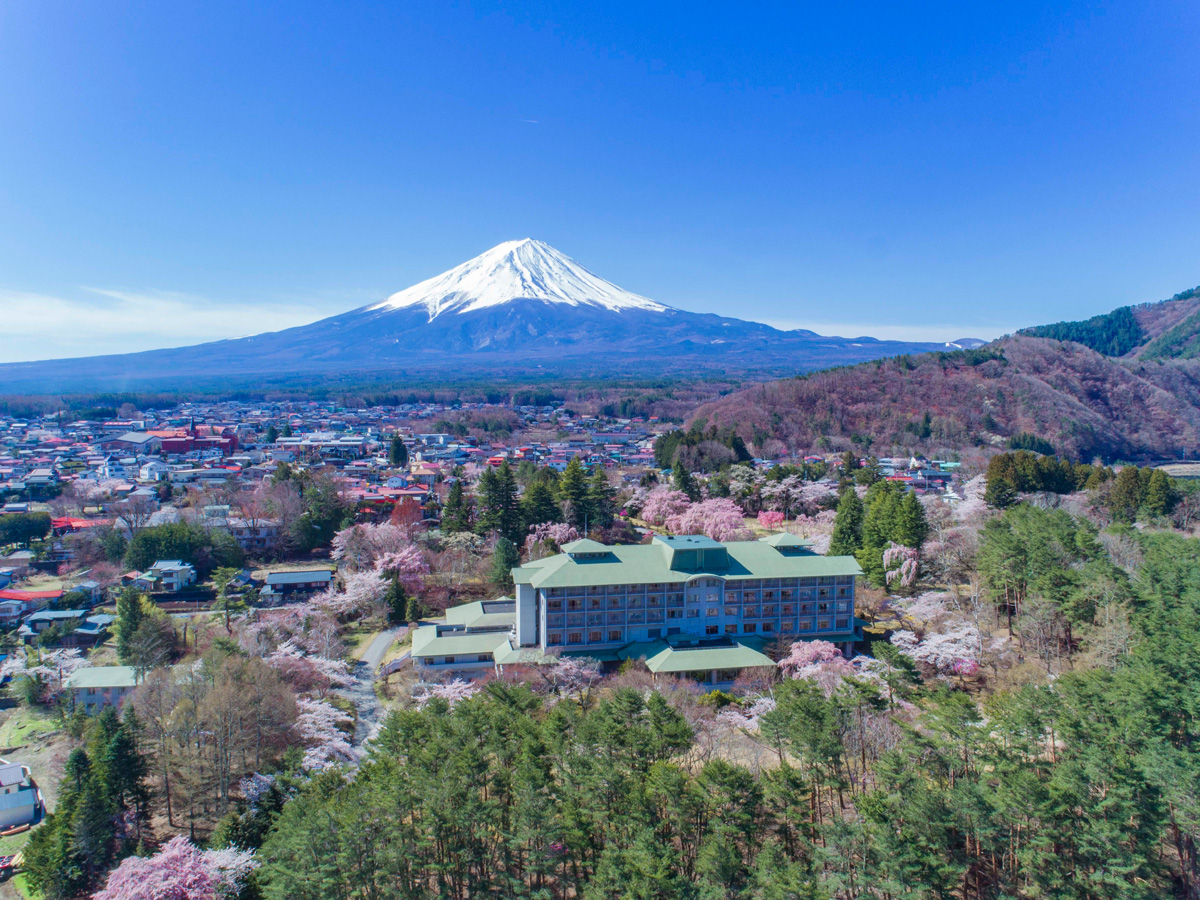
left=1019, top=285, right=1200, bottom=359
left=693, top=334, right=1200, bottom=462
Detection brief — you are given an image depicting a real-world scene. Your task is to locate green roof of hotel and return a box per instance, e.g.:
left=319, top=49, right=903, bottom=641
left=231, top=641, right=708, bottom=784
left=66, top=665, right=139, bottom=689
left=443, top=598, right=517, bottom=630
left=617, top=637, right=775, bottom=674
left=513, top=534, right=862, bottom=589
left=411, top=628, right=512, bottom=659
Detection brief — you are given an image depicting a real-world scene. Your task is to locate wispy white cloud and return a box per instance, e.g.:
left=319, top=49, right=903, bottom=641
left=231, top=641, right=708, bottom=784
left=0, top=287, right=349, bottom=363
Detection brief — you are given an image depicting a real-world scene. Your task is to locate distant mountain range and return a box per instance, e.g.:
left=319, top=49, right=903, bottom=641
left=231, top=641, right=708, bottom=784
left=695, top=286, right=1200, bottom=463
left=0, top=240, right=982, bottom=392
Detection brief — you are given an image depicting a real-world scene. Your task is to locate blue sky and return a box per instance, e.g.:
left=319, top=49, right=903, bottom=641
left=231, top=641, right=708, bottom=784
left=2, top=2, right=1199, bottom=361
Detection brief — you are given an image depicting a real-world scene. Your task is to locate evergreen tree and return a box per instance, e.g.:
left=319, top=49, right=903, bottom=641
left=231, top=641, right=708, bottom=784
left=894, top=490, right=928, bottom=548
left=1108, top=467, right=1144, bottom=522
left=114, top=589, right=145, bottom=664
left=490, top=538, right=520, bottom=592
left=519, top=480, right=561, bottom=533
left=477, top=462, right=520, bottom=543
left=984, top=474, right=1018, bottom=509
left=1143, top=469, right=1176, bottom=517
left=672, top=464, right=700, bottom=502
left=557, top=458, right=590, bottom=529
left=441, top=479, right=473, bottom=533
left=265, top=423, right=279, bottom=443
left=586, top=468, right=617, bottom=530
left=855, top=456, right=883, bottom=486
left=388, top=434, right=408, bottom=468
left=384, top=576, right=408, bottom=624
left=827, top=488, right=864, bottom=557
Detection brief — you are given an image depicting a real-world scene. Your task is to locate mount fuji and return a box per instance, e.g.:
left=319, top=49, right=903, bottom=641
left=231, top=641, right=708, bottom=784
left=0, top=239, right=981, bottom=391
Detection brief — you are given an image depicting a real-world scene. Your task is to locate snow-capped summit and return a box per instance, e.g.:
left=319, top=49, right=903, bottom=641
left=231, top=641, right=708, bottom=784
left=371, top=238, right=670, bottom=319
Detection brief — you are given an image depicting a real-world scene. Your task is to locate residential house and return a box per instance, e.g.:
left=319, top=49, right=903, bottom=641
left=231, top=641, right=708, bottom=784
left=259, top=569, right=335, bottom=603
left=65, top=665, right=140, bottom=712
left=0, top=761, right=39, bottom=829
left=131, top=560, right=197, bottom=593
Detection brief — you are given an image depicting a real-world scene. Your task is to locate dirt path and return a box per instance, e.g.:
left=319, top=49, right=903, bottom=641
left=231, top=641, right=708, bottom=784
left=337, top=627, right=404, bottom=745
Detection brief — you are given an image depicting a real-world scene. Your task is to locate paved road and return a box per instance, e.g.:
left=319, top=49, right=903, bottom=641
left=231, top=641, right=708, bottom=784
left=337, top=628, right=408, bottom=745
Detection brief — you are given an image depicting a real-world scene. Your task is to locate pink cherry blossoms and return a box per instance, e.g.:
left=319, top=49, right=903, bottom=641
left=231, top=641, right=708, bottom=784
left=294, top=697, right=357, bottom=770
left=639, top=488, right=692, bottom=527
left=716, top=695, right=777, bottom=733
left=891, top=623, right=982, bottom=674
left=757, top=510, right=785, bottom=529
left=91, top=835, right=257, bottom=900
left=778, top=640, right=856, bottom=696
left=526, top=522, right=581, bottom=556
left=667, top=498, right=752, bottom=542
left=413, top=678, right=482, bottom=709
left=265, top=641, right=352, bottom=694
left=883, top=542, right=920, bottom=588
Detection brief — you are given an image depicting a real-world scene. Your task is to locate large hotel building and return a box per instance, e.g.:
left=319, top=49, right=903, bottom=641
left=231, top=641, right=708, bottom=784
left=412, top=532, right=863, bottom=686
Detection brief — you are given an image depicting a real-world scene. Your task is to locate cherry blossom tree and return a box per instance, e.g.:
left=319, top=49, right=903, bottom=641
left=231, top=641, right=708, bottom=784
left=716, top=695, right=777, bottom=733
left=528, top=653, right=601, bottom=701
left=331, top=523, right=413, bottom=571
left=891, top=623, right=982, bottom=674
left=294, top=697, right=356, bottom=770
left=525, top=522, right=580, bottom=558
left=374, top=543, right=429, bottom=594
left=778, top=640, right=855, bottom=696
left=413, top=678, right=481, bottom=709
left=883, top=542, right=920, bottom=590
left=666, top=498, right=752, bottom=541
left=757, top=510, right=785, bottom=530
left=265, top=641, right=352, bottom=694
left=313, top=570, right=388, bottom=621
left=639, top=487, right=691, bottom=527
left=91, top=835, right=257, bottom=900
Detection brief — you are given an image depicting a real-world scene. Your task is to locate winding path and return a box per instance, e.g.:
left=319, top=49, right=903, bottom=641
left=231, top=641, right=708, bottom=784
left=338, top=628, right=409, bottom=745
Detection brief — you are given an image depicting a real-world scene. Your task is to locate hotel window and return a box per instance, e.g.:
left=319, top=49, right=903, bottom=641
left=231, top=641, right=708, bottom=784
left=817, top=619, right=830, bottom=630
left=647, top=595, right=661, bottom=607
left=589, top=630, right=602, bottom=643
left=764, top=604, right=778, bottom=617
left=444, top=656, right=455, bottom=664
left=568, top=632, right=583, bottom=644
left=746, top=607, right=761, bottom=618
left=782, top=604, right=795, bottom=615
left=590, top=597, right=603, bottom=610
left=706, top=625, right=719, bottom=635
left=667, top=609, right=681, bottom=619
left=567, top=599, right=582, bottom=611
left=836, top=618, right=850, bottom=629
left=762, top=622, right=774, bottom=632
left=608, top=596, right=622, bottom=609
left=800, top=603, right=812, bottom=614
left=548, top=599, right=563, bottom=611
left=817, top=602, right=829, bottom=613
left=837, top=587, right=849, bottom=598
left=724, top=606, right=738, bottom=617
left=743, top=623, right=756, bottom=633
left=725, top=624, right=738, bottom=634
left=686, top=608, right=700, bottom=618
left=609, top=630, right=622, bottom=642
left=549, top=632, right=562, bottom=644
left=706, top=607, right=719, bottom=617
left=477, top=654, right=491, bottom=662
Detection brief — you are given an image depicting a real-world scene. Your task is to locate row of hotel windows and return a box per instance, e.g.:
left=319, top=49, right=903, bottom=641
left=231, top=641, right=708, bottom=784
left=545, top=576, right=854, bottom=598
left=546, top=617, right=853, bottom=647
left=547, top=600, right=852, bottom=626
left=545, top=587, right=852, bottom=612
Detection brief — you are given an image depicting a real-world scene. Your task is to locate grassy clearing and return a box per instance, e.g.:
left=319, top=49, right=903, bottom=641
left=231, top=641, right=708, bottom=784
left=0, top=709, right=60, bottom=752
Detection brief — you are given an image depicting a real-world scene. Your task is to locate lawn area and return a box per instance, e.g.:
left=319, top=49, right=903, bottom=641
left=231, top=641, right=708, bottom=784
left=0, top=709, right=60, bottom=753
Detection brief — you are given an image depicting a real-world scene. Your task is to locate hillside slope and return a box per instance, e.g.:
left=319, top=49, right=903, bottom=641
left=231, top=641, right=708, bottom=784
left=693, top=337, right=1200, bottom=462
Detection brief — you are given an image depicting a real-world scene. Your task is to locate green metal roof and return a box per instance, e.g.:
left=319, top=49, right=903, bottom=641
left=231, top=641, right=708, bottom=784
left=443, top=599, right=516, bottom=630
left=512, top=536, right=862, bottom=589
left=617, top=638, right=775, bottom=674
left=66, top=665, right=138, bottom=689
left=411, top=627, right=512, bottom=659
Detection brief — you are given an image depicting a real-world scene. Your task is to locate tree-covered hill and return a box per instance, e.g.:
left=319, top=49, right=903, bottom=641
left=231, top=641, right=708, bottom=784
left=692, top=336, right=1200, bottom=462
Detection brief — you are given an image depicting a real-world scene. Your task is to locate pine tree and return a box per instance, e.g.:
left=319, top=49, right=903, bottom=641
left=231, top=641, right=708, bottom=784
left=894, top=491, right=928, bottom=548
left=557, top=458, right=590, bottom=529
left=673, top=464, right=700, bottom=501
left=1108, top=467, right=1144, bottom=522
left=114, top=589, right=144, bottom=664
left=490, top=538, right=520, bottom=592
left=586, top=468, right=617, bottom=530
left=394, top=437, right=411, bottom=470
left=519, top=481, right=561, bottom=533
left=828, top=489, right=865, bottom=557
left=441, top=479, right=472, bottom=533
left=984, top=474, right=1018, bottom=509
left=1142, top=469, right=1176, bottom=518
left=477, top=463, right=521, bottom=542
left=265, top=423, right=279, bottom=443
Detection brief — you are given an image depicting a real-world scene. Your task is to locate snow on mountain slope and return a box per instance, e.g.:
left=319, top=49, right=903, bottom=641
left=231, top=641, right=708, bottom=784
left=370, top=238, right=670, bottom=319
